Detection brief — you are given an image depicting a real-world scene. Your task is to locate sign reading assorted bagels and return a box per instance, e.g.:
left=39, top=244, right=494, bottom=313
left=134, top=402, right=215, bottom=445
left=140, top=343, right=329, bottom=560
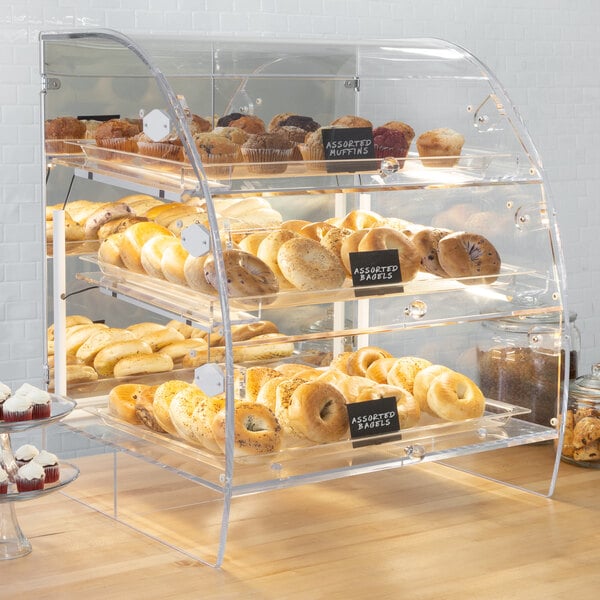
left=346, top=396, right=401, bottom=447
left=349, top=248, right=403, bottom=296
left=321, top=127, right=376, bottom=172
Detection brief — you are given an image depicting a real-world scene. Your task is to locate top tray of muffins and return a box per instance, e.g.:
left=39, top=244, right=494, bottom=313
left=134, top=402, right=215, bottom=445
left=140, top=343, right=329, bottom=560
left=45, top=112, right=467, bottom=177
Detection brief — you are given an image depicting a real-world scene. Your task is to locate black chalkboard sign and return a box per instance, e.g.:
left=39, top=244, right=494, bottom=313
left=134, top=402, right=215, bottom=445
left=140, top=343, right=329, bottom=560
left=321, top=127, right=375, bottom=172
left=349, top=249, right=404, bottom=296
left=346, top=396, right=401, bottom=447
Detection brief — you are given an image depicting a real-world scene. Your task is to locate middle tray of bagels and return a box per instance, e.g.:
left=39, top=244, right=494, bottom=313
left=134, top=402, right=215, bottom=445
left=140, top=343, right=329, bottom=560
left=64, top=190, right=506, bottom=312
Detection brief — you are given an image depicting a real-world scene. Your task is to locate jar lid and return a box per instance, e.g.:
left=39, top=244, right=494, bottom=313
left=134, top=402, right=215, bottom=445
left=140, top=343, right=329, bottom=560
left=483, top=311, right=576, bottom=334
left=569, top=363, right=600, bottom=402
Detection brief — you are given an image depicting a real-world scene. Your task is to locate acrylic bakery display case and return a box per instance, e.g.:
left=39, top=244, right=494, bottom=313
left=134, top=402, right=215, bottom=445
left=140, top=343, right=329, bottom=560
left=40, top=29, right=573, bottom=566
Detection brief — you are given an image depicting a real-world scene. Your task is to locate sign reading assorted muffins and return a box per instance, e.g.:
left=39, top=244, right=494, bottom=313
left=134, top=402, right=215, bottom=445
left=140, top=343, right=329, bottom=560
left=346, top=396, right=401, bottom=447
left=349, top=249, right=403, bottom=296
left=321, top=127, right=375, bottom=172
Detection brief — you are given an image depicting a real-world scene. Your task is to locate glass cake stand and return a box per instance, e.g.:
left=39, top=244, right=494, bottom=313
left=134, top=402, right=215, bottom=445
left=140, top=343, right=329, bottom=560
left=0, top=395, right=79, bottom=559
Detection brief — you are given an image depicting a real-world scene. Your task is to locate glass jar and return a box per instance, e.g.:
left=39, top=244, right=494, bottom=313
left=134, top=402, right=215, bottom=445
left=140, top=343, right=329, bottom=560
left=477, top=312, right=579, bottom=427
left=561, top=364, right=600, bottom=468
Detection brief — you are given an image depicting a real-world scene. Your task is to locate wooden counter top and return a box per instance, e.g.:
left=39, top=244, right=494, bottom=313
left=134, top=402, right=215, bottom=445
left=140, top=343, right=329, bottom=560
left=3, top=445, right=600, bottom=599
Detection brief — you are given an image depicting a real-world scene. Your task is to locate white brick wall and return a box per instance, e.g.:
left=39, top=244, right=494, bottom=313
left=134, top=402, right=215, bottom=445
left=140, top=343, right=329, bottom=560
left=1, top=0, right=599, bottom=388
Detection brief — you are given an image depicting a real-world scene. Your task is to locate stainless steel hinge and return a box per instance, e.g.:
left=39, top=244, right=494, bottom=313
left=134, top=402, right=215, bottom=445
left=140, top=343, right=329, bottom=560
left=42, top=76, right=61, bottom=92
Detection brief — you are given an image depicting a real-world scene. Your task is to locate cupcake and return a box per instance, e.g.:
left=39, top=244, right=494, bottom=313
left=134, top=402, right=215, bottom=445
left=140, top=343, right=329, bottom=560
left=94, top=118, right=140, bottom=153
left=15, top=383, right=52, bottom=420
left=14, top=444, right=39, bottom=468
left=2, top=392, right=33, bottom=422
left=216, top=113, right=266, bottom=134
left=372, top=126, right=411, bottom=166
left=416, top=127, right=465, bottom=167
left=0, top=468, right=8, bottom=495
left=0, top=381, right=11, bottom=420
left=15, top=461, right=45, bottom=493
left=241, top=132, right=294, bottom=174
left=33, top=450, right=60, bottom=484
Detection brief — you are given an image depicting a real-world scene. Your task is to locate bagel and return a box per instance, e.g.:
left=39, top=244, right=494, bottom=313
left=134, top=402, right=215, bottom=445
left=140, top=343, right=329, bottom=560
left=140, top=234, right=179, bottom=279
left=93, top=339, right=153, bottom=377
left=411, top=227, right=453, bottom=277
left=357, top=227, right=420, bottom=283
left=356, top=383, right=420, bottom=429
left=340, top=209, right=384, bottom=230
left=98, top=232, right=125, bottom=267
left=134, top=385, right=165, bottom=432
left=336, top=375, right=377, bottom=403
left=112, top=352, right=174, bottom=379
left=328, top=352, right=354, bottom=375
left=165, top=320, right=198, bottom=339
left=75, top=327, right=136, bottom=364
left=347, top=346, right=393, bottom=377
left=298, top=221, right=335, bottom=241
left=365, top=357, right=399, bottom=384
left=256, top=229, right=299, bottom=288
left=245, top=366, right=281, bottom=403
left=160, top=241, right=190, bottom=286
left=339, top=229, right=370, bottom=274
left=211, top=401, right=282, bottom=456
left=125, top=322, right=166, bottom=337
left=117, top=194, right=164, bottom=215
left=96, top=215, right=149, bottom=240
left=84, top=201, right=133, bottom=239
left=255, top=376, right=286, bottom=411
left=320, top=226, right=354, bottom=263
left=203, top=249, right=279, bottom=301
left=412, top=364, right=453, bottom=413
left=238, top=231, right=270, bottom=255
left=108, top=383, right=147, bottom=424
left=65, top=364, right=99, bottom=384
left=183, top=254, right=217, bottom=295
left=118, top=222, right=174, bottom=273
left=169, top=385, right=208, bottom=443
left=152, top=380, right=195, bottom=436
left=281, top=219, right=311, bottom=234
left=190, top=396, right=225, bottom=452
left=286, top=381, right=349, bottom=443
left=426, top=370, right=486, bottom=421
left=160, top=338, right=208, bottom=363
left=48, top=315, right=93, bottom=340
left=437, top=231, right=501, bottom=285
left=386, top=356, right=433, bottom=394
left=139, top=326, right=185, bottom=352
left=277, top=237, right=346, bottom=291
left=64, top=323, right=110, bottom=356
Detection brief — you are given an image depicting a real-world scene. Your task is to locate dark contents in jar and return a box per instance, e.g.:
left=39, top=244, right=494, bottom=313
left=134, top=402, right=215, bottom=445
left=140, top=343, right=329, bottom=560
left=477, top=346, right=576, bottom=427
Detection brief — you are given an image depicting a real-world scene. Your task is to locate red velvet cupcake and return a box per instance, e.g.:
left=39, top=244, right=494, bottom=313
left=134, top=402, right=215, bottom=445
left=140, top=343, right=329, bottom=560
left=15, top=462, right=45, bottom=492
left=33, top=450, right=60, bottom=484
left=2, top=393, right=33, bottom=422
left=14, top=444, right=39, bottom=468
left=0, top=468, right=8, bottom=495
left=0, top=381, right=10, bottom=420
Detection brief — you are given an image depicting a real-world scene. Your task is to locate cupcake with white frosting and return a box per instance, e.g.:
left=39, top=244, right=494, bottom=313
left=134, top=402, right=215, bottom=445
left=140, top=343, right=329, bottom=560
left=2, top=392, right=33, bottom=422
left=15, top=461, right=45, bottom=492
left=33, top=450, right=60, bottom=484
left=0, top=468, right=8, bottom=494
left=14, top=443, right=39, bottom=467
left=0, top=381, right=11, bottom=420
left=14, top=383, right=52, bottom=420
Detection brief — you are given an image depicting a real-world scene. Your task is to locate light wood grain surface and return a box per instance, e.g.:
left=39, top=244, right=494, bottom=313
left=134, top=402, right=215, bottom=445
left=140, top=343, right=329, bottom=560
left=3, top=445, right=599, bottom=600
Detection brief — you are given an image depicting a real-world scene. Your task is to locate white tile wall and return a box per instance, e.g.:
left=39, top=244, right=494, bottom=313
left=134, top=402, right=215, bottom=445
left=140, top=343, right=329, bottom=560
left=1, top=0, right=599, bottom=392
